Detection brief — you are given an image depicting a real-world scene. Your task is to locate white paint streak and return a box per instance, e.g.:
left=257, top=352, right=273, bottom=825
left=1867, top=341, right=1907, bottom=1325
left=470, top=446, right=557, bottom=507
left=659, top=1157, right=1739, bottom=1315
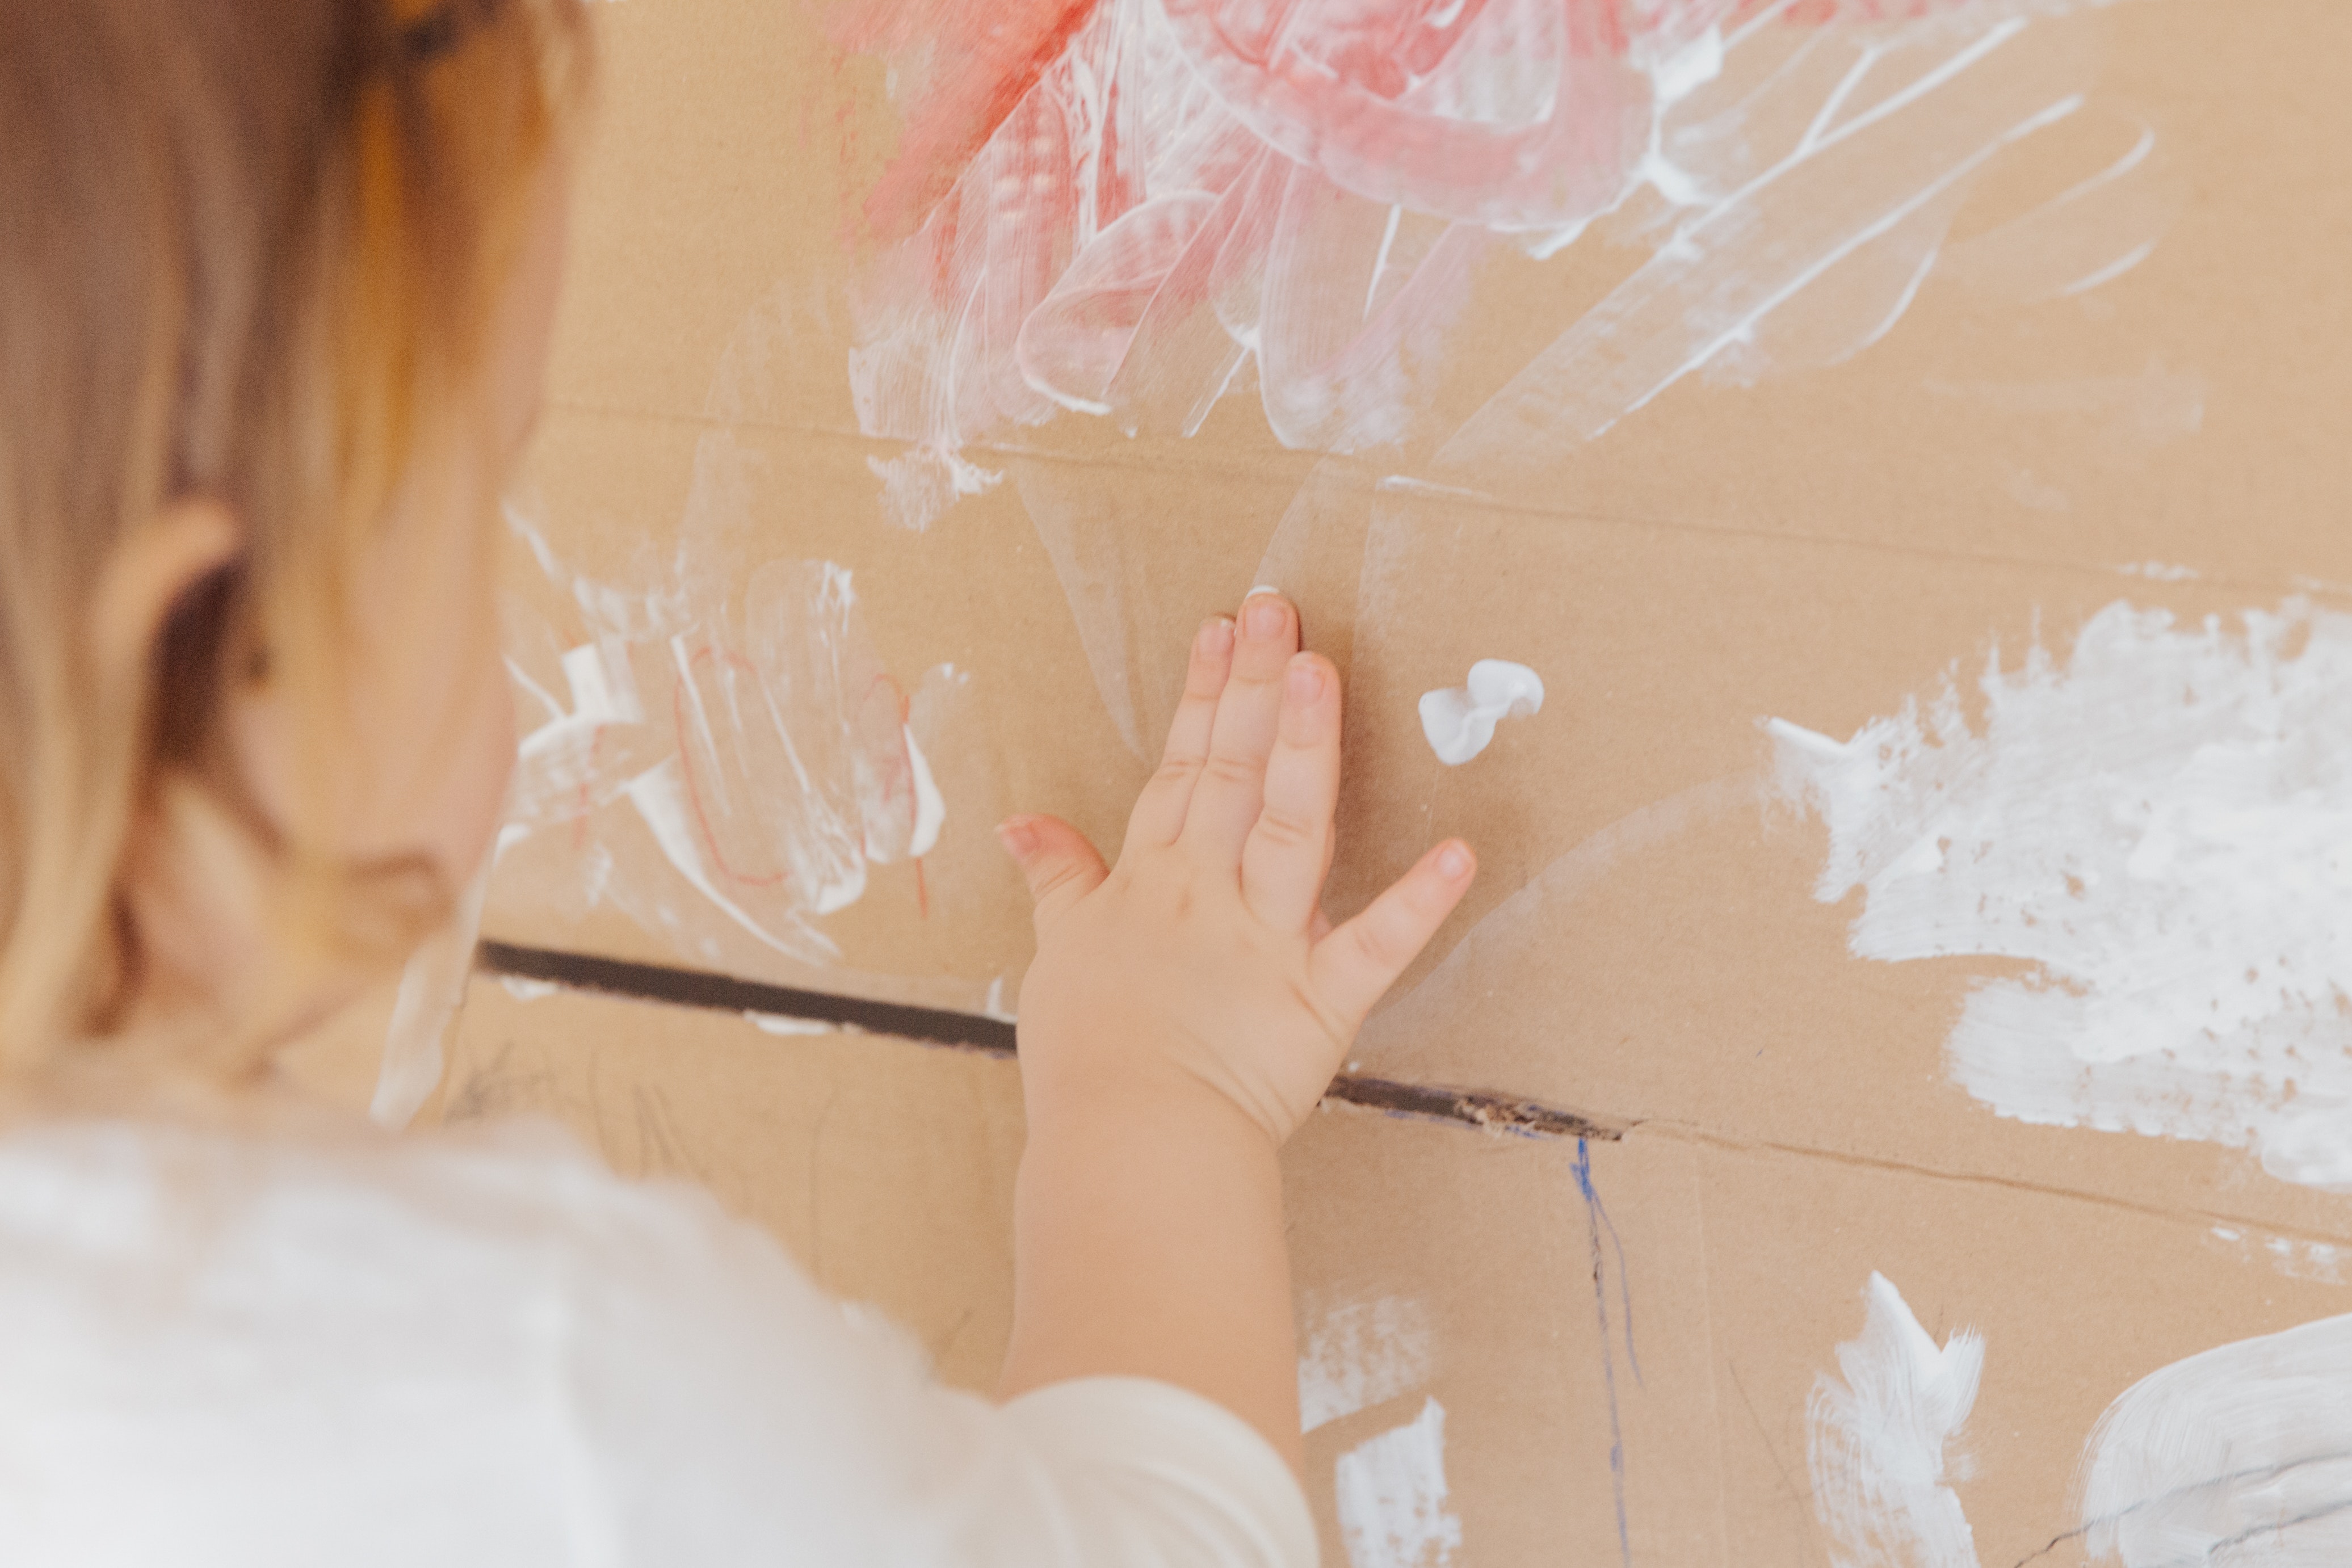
left=1437, top=16, right=2135, bottom=473
left=1771, top=600, right=2352, bottom=1191
left=1418, top=659, right=1544, bottom=765
left=847, top=0, right=2162, bottom=530
left=746, top=1012, right=837, bottom=1037
left=1335, top=1397, right=1463, bottom=1568
left=1808, top=1272, right=1985, bottom=1568
left=902, top=725, right=947, bottom=857
left=2079, top=1313, right=2352, bottom=1565
left=500, top=511, right=960, bottom=971
left=1299, top=1297, right=1435, bottom=1435
left=2206, top=1226, right=2352, bottom=1287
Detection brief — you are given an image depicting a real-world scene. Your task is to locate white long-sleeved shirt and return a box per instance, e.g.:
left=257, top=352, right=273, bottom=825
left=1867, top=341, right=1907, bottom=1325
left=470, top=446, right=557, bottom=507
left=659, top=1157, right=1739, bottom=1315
left=0, top=1113, right=1318, bottom=1567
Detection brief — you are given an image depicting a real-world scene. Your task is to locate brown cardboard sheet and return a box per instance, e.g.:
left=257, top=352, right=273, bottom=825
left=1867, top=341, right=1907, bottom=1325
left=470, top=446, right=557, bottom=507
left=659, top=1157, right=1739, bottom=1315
left=448, top=0, right=2352, bottom=1561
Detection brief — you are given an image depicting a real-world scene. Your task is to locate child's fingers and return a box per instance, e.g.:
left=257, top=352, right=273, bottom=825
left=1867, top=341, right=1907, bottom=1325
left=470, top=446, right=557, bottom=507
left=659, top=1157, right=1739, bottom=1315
left=998, top=814, right=1110, bottom=935
left=1127, top=617, right=1236, bottom=848
left=1182, top=592, right=1298, bottom=860
left=1241, top=654, right=1341, bottom=932
left=1308, top=840, right=1477, bottom=1030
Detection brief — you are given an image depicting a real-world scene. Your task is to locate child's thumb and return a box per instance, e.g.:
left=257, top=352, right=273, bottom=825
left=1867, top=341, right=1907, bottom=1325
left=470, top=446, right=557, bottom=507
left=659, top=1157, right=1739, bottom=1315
left=997, top=814, right=1108, bottom=933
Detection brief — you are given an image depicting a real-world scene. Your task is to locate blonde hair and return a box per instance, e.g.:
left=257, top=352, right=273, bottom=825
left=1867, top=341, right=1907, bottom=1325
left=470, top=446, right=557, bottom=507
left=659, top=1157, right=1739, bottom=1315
left=0, top=0, right=590, bottom=1067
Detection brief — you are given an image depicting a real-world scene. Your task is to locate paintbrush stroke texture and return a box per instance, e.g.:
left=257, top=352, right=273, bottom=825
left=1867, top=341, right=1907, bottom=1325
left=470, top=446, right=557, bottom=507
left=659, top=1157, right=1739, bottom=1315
left=1334, top=1397, right=1464, bottom=1568
left=1808, top=1272, right=1986, bottom=1568
left=1298, top=1295, right=1436, bottom=1435
left=1771, top=600, right=2352, bottom=1192
left=2077, top=1313, right=2352, bottom=1566
left=500, top=504, right=959, bottom=969
left=843, top=0, right=2166, bottom=529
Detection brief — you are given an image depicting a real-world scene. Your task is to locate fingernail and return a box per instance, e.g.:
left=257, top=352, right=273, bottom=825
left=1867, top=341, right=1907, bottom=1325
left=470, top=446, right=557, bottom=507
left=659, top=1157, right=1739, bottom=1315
left=1437, top=842, right=1473, bottom=881
left=1245, top=597, right=1286, bottom=640
left=997, top=818, right=1038, bottom=860
left=1200, top=616, right=1234, bottom=655
left=1286, top=658, right=1322, bottom=704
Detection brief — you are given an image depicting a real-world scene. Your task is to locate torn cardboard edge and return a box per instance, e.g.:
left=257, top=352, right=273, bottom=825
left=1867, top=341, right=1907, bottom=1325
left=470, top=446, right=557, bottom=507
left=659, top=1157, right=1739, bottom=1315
left=473, top=941, right=1623, bottom=1142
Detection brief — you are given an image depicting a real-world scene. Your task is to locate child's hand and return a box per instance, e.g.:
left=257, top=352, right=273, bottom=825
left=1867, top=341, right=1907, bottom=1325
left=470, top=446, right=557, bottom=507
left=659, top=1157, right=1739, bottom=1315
left=999, top=591, right=1476, bottom=1145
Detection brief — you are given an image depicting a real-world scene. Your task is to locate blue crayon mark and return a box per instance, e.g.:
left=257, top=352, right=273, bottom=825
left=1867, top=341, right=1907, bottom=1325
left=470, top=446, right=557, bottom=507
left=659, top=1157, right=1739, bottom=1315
left=1575, top=1137, right=1638, bottom=1568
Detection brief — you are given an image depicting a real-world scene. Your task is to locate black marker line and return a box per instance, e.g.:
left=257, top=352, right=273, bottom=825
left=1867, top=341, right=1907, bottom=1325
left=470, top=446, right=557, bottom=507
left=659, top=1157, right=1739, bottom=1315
left=473, top=941, right=1622, bottom=1142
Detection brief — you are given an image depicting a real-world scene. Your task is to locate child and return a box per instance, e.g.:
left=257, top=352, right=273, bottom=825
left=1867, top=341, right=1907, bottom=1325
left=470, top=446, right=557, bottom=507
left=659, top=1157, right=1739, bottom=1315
left=0, top=2, right=1477, bottom=1562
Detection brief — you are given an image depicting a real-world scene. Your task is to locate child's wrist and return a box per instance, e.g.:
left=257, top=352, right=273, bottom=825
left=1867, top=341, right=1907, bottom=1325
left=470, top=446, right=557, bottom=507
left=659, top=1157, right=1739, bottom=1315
left=1019, top=1053, right=1288, bottom=1157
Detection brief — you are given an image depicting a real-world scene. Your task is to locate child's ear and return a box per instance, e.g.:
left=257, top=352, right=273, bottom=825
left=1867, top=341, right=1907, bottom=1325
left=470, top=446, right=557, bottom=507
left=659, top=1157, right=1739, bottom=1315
left=90, top=499, right=243, bottom=683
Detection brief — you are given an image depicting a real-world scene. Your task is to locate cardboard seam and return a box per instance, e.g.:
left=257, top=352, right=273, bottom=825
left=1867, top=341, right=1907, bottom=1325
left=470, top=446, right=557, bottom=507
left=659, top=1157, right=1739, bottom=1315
left=474, top=941, right=1628, bottom=1141
left=536, top=397, right=2352, bottom=605
left=1632, top=1117, right=2352, bottom=1248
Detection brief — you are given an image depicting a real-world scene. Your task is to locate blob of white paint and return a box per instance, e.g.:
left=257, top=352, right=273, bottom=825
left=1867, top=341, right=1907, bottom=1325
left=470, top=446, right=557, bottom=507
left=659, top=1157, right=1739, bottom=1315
left=746, top=1012, right=835, bottom=1037
left=1299, top=1297, right=1435, bottom=1435
left=982, top=976, right=1015, bottom=1023
left=1807, top=1272, right=1984, bottom=1568
left=902, top=725, right=946, bottom=857
left=1419, top=660, right=1544, bottom=766
left=1770, top=599, right=2352, bottom=1192
left=1335, top=1397, right=1463, bottom=1568
left=2078, top=1312, right=2352, bottom=1565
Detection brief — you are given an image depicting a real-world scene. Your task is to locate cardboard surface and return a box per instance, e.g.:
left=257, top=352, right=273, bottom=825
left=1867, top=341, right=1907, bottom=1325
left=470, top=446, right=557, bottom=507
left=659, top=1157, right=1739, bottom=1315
left=470, top=0, right=2352, bottom=1559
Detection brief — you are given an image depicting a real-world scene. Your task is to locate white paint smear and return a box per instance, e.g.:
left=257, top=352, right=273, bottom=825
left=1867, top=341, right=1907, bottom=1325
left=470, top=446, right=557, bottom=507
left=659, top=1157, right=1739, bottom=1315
left=1770, top=600, right=2352, bottom=1192
left=843, top=0, right=2170, bottom=529
left=1808, top=1272, right=1985, bottom=1568
left=1419, top=660, right=1545, bottom=766
left=499, top=507, right=961, bottom=969
left=1335, top=1397, right=1463, bottom=1568
left=2207, top=1226, right=2352, bottom=1288
left=2079, top=1313, right=2352, bottom=1565
left=1299, top=1296, right=1435, bottom=1435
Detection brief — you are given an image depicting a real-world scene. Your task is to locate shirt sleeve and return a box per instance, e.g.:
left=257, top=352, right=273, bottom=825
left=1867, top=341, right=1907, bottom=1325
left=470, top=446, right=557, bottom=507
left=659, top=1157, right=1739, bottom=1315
left=547, top=1153, right=1320, bottom=1568
left=984, top=1376, right=1320, bottom=1568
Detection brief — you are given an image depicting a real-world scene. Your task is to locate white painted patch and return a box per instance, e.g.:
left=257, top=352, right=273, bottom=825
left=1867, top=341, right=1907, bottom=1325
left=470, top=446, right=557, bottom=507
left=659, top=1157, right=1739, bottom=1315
left=745, top=1012, right=835, bottom=1037
left=497, top=977, right=563, bottom=1004
left=1770, top=599, right=2352, bottom=1192
left=1419, top=660, right=1545, bottom=766
left=1807, top=1272, right=1985, bottom=1568
left=1335, top=1397, right=1463, bottom=1568
left=844, top=0, right=2167, bottom=533
left=2079, top=1313, right=2352, bottom=1565
left=498, top=506, right=962, bottom=972
left=1299, top=1297, right=1435, bottom=1435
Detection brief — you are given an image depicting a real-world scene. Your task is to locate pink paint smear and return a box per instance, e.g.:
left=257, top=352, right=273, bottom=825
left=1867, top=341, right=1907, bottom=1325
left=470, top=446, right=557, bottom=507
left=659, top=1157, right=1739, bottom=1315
left=839, top=0, right=2170, bottom=530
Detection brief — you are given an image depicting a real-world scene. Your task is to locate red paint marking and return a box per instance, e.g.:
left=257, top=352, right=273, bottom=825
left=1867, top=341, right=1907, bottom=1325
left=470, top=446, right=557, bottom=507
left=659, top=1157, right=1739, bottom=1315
left=833, top=0, right=1106, bottom=242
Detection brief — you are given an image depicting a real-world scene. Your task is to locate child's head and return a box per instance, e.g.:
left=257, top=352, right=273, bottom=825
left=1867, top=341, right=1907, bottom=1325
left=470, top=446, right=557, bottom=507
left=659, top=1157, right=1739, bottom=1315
left=0, top=0, right=590, bottom=1076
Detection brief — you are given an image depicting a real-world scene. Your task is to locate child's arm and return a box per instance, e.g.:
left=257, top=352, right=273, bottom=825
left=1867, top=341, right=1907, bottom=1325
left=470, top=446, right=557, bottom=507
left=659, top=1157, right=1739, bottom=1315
left=995, top=591, right=1476, bottom=1475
